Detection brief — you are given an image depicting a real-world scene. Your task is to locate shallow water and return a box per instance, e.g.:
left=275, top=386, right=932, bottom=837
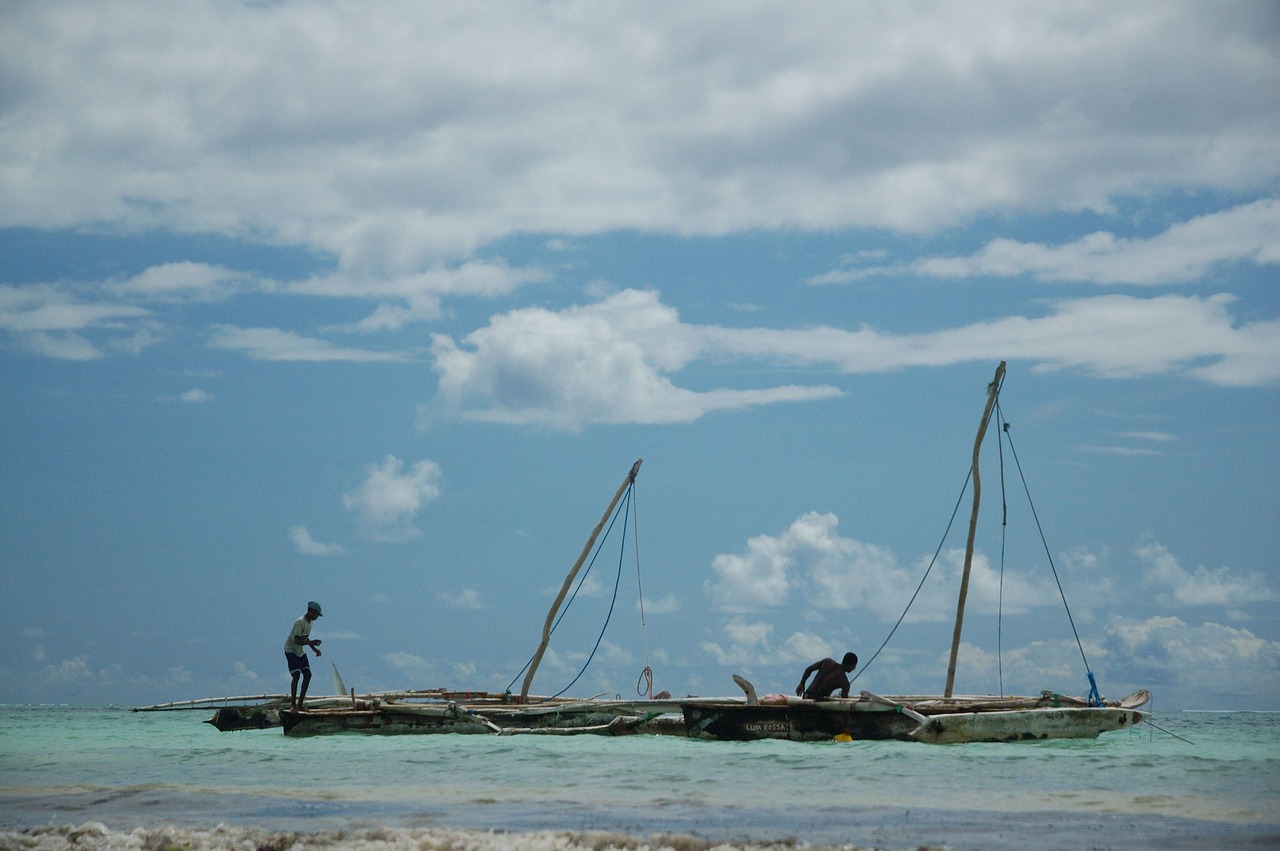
left=1, top=706, right=1277, bottom=850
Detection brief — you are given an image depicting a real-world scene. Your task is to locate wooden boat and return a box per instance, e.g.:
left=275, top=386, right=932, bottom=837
left=281, top=701, right=498, bottom=736
left=138, top=460, right=696, bottom=738
left=196, top=689, right=518, bottom=732
left=260, top=459, right=697, bottom=738
left=907, top=694, right=1150, bottom=744
left=682, top=688, right=1150, bottom=743
left=136, top=688, right=685, bottom=736
left=681, top=363, right=1152, bottom=744
left=278, top=695, right=695, bottom=737
left=683, top=694, right=917, bottom=742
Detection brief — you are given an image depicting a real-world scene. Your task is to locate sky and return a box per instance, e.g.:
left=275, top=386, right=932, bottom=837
left=1, top=1, right=1277, bottom=712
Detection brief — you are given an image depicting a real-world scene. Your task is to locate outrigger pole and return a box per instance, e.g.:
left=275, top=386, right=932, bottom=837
left=520, top=459, right=643, bottom=702
left=945, top=361, right=1006, bottom=698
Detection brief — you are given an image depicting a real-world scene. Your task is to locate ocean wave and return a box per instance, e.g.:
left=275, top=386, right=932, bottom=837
left=0, top=822, right=888, bottom=851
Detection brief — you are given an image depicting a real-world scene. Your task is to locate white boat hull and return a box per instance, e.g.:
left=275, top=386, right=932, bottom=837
left=909, top=706, right=1149, bottom=744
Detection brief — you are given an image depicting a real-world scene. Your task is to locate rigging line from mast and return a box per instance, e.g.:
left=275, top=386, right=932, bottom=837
left=502, top=493, right=616, bottom=692
left=549, top=485, right=635, bottom=699
left=504, top=483, right=632, bottom=694
left=996, top=400, right=1010, bottom=699
left=850, top=463, right=974, bottom=686
left=548, top=489, right=629, bottom=635
left=630, top=475, right=654, bottom=698
left=1000, top=417, right=1096, bottom=697
left=512, top=459, right=643, bottom=701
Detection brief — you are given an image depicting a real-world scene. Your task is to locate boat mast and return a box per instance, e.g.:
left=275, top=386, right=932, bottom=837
left=520, top=458, right=643, bottom=702
left=944, top=361, right=1006, bottom=698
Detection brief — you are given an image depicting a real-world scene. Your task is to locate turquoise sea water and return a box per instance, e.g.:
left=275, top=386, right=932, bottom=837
left=1, top=706, right=1277, bottom=850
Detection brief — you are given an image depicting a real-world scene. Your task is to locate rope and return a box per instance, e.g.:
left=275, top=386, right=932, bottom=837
left=851, top=465, right=973, bottom=684
left=856, top=389, right=1100, bottom=705
left=996, top=409, right=1009, bottom=698
left=548, top=487, right=632, bottom=699
left=636, top=665, right=653, bottom=698
left=999, top=413, right=1097, bottom=700
left=632, top=478, right=653, bottom=697
left=503, top=484, right=633, bottom=696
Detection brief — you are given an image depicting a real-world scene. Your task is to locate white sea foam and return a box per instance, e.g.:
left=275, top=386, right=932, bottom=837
left=0, top=823, right=915, bottom=851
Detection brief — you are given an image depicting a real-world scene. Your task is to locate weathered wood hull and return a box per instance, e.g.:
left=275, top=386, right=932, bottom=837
left=682, top=700, right=920, bottom=742
left=282, top=705, right=496, bottom=737
left=279, top=699, right=690, bottom=737
left=909, top=706, right=1149, bottom=744
left=478, top=701, right=685, bottom=736
left=206, top=706, right=283, bottom=731
left=680, top=690, right=1152, bottom=744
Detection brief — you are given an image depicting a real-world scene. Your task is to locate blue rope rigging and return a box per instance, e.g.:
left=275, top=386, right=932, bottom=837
left=996, top=400, right=1098, bottom=703
left=856, top=384, right=1102, bottom=705
left=850, top=465, right=973, bottom=685
left=996, top=404, right=1009, bottom=698
left=548, top=487, right=632, bottom=699
left=504, top=483, right=637, bottom=699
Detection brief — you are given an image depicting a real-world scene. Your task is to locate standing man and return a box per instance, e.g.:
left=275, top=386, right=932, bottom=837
left=795, top=651, right=858, bottom=699
left=284, top=601, right=323, bottom=711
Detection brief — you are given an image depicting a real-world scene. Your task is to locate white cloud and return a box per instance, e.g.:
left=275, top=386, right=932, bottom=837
left=905, top=199, right=1280, bottom=285
left=289, top=525, right=345, bottom=557
left=705, top=528, right=794, bottom=610
left=294, top=262, right=550, bottom=332
left=430, top=288, right=841, bottom=430
left=1136, top=540, right=1274, bottom=609
left=439, top=588, right=483, bottom=610
left=707, top=510, right=1058, bottom=619
left=383, top=651, right=438, bottom=681
left=21, top=332, right=104, bottom=360
left=1107, top=616, right=1280, bottom=703
left=0, top=284, right=156, bottom=359
left=108, top=262, right=264, bottom=302
left=43, top=657, right=91, bottom=684
left=180, top=388, right=211, bottom=403
left=638, top=593, right=681, bottom=615
left=1080, top=445, right=1163, bottom=457
left=775, top=293, right=1279, bottom=386
left=231, top=661, right=259, bottom=683
left=0, top=285, right=151, bottom=333
left=343, top=455, right=443, bottom=541
left=430, top=289, right=1278, bottom=430
left=700, top=620, right=835, bottom=669
left=2, top=2, right=1273, bottom=265
left=209, top=325, right=409, bottom=362
left=1116, top=431, right=1176, bottom=443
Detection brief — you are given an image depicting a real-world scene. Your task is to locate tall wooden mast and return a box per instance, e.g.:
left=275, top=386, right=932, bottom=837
left=944, top=362, right=1006, bottom=698
left=520, top=459, right=643, bottom=702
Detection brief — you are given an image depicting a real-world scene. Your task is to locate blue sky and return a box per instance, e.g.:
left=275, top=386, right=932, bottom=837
left=1, top=1, right=1277, bottom=711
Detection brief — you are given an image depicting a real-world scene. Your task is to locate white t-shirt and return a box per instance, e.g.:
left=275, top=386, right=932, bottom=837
left=284, top=616, right=312, bottom=654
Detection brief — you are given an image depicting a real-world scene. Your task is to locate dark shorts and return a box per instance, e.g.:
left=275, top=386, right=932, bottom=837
left=286, top=652, right=310, bottom=674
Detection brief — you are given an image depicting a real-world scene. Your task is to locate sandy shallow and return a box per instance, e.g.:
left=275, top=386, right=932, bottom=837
left=3, top=818, right=1279, bottom=851
left=0, top=823, right=915, bottom=851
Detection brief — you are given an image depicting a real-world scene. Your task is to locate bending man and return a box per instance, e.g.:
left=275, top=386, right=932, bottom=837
left=796, top=651, right=858, bottom=699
